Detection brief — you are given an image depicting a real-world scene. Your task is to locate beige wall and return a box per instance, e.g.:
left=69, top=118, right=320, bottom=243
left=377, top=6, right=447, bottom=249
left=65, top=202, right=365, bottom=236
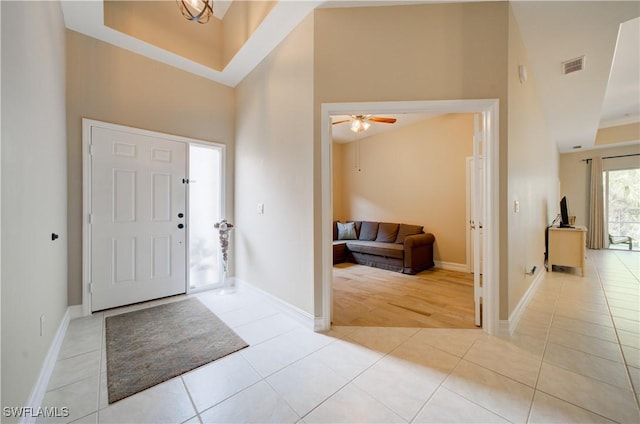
left=235, top=14, right=315, bottom=314
left=333, top=114, right=474, bottom=265
left=1, top=1, right=69, bottom=412
left=595, top=123, right=640, bottom=146
left=66, top=30, right=235, bottom=306
left=104, top=0, right=223, bottom=70
left=104, top=0, right=277, bottom=72
left=314, top=2, right=509, bottom=317
left=560, top=144, right=640, bottom=230
left=507, top=7, right=559, bottom=316
left=222, top=1, right=277, bottom=65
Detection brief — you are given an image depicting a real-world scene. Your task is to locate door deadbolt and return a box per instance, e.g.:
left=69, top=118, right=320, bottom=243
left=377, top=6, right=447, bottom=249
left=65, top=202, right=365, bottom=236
left=178, top=213, right=184, bottom=218
left=178, top=223, right=184, bottom=229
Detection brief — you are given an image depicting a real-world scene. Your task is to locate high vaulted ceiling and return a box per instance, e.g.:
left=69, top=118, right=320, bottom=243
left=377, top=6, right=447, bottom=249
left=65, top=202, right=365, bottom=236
left=61, top=1, right=639, bottom=152
left=510, top=2, right=639, bottom=152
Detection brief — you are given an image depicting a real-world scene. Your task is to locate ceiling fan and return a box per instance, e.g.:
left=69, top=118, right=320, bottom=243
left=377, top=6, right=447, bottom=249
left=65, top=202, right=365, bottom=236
left=332, top=115, right=397, bottom=133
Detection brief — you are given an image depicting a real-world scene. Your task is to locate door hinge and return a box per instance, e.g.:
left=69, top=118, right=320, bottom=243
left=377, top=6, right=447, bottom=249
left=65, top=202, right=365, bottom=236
left=89, top=283, right=94, bottom=293
left=89, top=214, right=94, bottom=224
left=89, top=144, right=95, bottom=156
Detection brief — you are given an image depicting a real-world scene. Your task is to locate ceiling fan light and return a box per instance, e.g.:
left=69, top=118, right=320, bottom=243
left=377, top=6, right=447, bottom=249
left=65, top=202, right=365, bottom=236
left=177, top=0, right=213, bottom=24
left=350, top=117, right=370, bottom=133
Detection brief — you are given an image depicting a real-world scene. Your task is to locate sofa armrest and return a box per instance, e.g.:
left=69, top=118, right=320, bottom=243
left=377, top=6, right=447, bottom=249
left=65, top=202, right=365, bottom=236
left=404, top=233, right=435, bottom=248
left=403, top=233, right=435, bottom=274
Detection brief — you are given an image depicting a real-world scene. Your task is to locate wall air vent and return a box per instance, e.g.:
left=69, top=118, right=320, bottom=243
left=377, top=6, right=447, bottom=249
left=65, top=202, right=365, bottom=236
left=562, top=56, right=585, bottom=75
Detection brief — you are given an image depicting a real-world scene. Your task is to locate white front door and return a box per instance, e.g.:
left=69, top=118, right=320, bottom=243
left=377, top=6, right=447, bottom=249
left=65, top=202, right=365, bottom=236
left=90, top=127, right=187, bottom=311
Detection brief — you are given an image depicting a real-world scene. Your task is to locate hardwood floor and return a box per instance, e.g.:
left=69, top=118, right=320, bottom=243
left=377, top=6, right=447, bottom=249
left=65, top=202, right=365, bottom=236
left=332, top=263, right=477, bottom=328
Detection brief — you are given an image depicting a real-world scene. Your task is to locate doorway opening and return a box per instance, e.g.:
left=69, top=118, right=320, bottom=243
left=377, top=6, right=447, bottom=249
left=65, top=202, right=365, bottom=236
left=320, top=100, right=500, bottom=335
left=604, top=167, right=639, bottom=251
left=331, top=113, right=478, bottom=328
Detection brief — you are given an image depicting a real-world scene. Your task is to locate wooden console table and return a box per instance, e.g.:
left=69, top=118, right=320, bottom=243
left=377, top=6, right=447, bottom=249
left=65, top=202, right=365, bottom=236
left=548, top=226, right=587, bottom=276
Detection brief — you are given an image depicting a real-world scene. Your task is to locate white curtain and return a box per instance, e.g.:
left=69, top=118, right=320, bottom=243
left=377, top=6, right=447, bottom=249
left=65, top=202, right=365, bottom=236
left=587, top=156, right=605, bottom=249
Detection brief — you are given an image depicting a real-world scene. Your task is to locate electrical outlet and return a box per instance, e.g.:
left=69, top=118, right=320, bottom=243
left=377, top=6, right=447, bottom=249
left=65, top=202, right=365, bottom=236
left=40, top=314, right=45, bottom=336
left=514, top=200, right=520, bottom=213
left=257, top=203, right=264, bottom=214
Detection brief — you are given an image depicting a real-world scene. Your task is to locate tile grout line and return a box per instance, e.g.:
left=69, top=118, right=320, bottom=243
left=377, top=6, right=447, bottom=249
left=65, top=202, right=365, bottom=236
left=595, top=252, right=640, bottom=411
left=294, top=327, right=431, bottom=422
left=523, top=271, right=561, bottom=423
left=178, top=376, right=202, bottom=424
left=295, top=330, right=411, bottom=421
left=96, top=313, right=106, bottom=423
left=522, top=265, right=629, bottom=422
left=528, top=264, right=607, bottom=420
left=403, top=329, right=514, bottom=423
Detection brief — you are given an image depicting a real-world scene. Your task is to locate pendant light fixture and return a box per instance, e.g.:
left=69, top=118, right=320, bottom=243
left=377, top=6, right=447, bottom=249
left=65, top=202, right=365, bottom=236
left=177, top=0, right=213, bottom=24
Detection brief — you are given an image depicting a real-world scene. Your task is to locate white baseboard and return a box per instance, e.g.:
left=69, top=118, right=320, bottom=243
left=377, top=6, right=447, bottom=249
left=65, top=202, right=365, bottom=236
left=234, top=278, right=318, bottom=331
left=434, top=261, right=469, bottom=273
left=497, top=320, right=511, bottom=337
left=22, top=306, right=75, bottom=424
left=502, top=270, right=545, bottom=336
left=68, top=304, right=83, bottom=320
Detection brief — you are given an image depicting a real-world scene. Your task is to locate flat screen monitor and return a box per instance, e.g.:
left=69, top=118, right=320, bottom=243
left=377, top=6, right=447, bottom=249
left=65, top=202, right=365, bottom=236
left=560, top=196, right=571, bottom=228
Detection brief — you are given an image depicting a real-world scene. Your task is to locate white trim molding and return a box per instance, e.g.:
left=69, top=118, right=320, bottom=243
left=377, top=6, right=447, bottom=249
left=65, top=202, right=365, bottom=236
left=434, top=261, right=469, bottom=273
left=234, top=278, right=317, bottom=331
left=320, top=99, right=500, bottom=335
left=500, top=269, right=546, bottom=336
left=21, top=307, right=74, bottom=424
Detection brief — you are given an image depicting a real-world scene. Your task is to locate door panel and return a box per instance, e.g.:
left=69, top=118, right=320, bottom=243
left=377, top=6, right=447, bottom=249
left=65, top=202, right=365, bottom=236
left=472, top=114, right=484, bottom=327
left=91, top=127, right=187, bottom=311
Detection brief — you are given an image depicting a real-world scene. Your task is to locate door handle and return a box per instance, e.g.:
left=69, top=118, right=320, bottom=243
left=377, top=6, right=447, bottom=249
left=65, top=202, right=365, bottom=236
left=178, top=213, right=184, bottom=218
left=178, top=223, right=184, bottom=229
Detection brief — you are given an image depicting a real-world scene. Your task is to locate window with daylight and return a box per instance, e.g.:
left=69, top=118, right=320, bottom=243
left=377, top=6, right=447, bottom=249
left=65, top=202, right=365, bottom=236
left=604, top=167, right=640, bottom=251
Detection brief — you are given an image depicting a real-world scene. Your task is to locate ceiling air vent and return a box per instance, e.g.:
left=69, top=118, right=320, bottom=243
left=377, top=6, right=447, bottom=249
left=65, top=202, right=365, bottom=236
left=562, top=56, right=585, bottom=75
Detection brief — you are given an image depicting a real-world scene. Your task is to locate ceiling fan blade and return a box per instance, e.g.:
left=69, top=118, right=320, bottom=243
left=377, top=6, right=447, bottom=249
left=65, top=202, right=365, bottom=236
left=332, top=119, right=351, bottom=125
left=369, top=117, right=397, bottom=124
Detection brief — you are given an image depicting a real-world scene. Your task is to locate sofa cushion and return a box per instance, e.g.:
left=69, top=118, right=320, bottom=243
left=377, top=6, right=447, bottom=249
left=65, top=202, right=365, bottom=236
left=358, top=221, right=379, bottom=241
left=375, top=223, right=399, bottom=243
left=346, top=241, right=404, bottom=259
left=395, top=224, right=424, bottom=244
left=352, top=221, right=362, bottom=238
left=337, top=222, right=357, bottom=240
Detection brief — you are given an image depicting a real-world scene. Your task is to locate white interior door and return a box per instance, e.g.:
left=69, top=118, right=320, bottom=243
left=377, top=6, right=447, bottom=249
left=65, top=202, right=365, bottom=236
left=469, top=158, right=485, bottom=272
left=471, top=114, right=485, bottom=327
left=90, top=127, right=187, bottom=311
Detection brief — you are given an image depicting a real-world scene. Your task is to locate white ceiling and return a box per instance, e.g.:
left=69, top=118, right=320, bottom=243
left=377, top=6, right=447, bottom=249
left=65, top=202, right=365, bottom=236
left=511, top=2, right=639, bottom=152
left=599, top=17, right=640, bottom=128
left=61, top=1, right=639, bottom=152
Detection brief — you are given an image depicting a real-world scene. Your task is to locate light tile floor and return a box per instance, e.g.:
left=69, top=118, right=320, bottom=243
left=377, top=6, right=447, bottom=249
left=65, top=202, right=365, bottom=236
left=39, top=249, right=639, bottom=423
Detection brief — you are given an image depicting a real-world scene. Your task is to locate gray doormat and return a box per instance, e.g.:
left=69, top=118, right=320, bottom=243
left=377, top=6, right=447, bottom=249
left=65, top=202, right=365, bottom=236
left=105, top=298, right=248, bottom=403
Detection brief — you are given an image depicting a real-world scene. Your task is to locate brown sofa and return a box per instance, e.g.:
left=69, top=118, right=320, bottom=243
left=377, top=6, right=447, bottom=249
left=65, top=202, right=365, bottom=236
left=333, top=221, right=435, bottom=274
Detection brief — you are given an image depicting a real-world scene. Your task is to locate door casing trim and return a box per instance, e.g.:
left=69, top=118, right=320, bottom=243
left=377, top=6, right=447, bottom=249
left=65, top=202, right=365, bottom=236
left=319, top=99, right=500, bottom=334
